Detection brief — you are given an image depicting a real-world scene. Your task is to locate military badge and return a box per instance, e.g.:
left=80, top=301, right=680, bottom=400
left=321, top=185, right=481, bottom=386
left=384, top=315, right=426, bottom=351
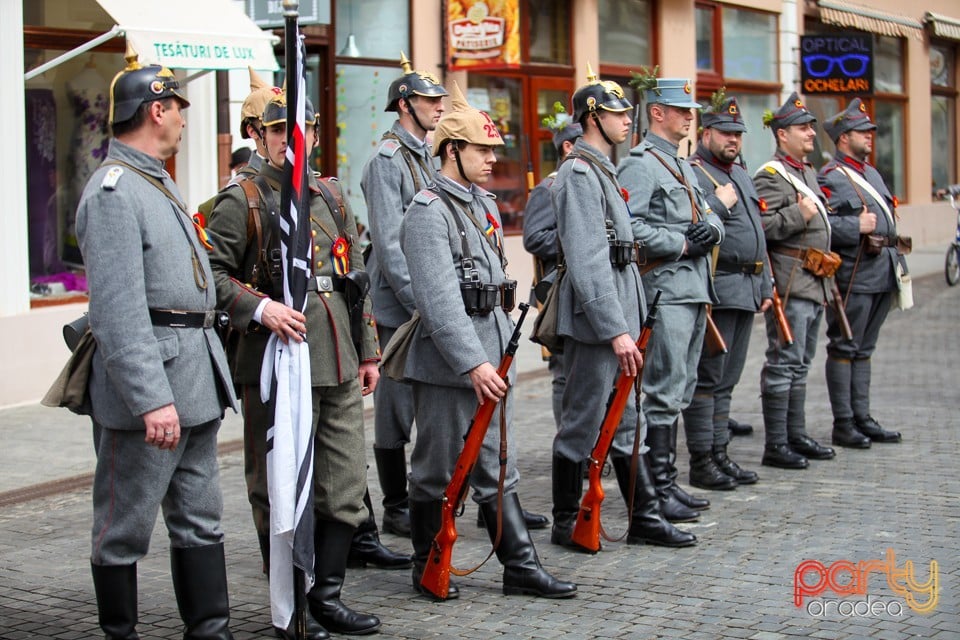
left=331, top=237, right=350, bottom=275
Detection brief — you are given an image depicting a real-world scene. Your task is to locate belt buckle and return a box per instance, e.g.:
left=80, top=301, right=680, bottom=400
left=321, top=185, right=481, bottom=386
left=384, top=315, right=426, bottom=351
left=753, top=262, right=764, bottom=275
left=315, top=276, right=333, bottom=292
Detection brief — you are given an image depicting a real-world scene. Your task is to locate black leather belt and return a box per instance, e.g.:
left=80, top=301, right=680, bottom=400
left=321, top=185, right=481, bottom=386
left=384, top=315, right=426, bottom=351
left=306, top=276, right=346, bottom=293
left=716, top=260, right=764, bottom=275
left=149, top=308, right=225, bottom=329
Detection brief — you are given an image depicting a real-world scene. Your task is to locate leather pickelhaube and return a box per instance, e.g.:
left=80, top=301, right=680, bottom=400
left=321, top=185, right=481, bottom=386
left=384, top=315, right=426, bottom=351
left=571, top=63, right=632, bottom=124
left=261, top=94, right=319, bottom=128
left=384, top=52, right=448, bottom=112
left=240, top=67, right=282, bottom=138
left=109, top=43, right=189, bottom=126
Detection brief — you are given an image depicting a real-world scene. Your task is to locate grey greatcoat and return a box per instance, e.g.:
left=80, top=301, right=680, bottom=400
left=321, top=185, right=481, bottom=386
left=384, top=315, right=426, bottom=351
left=617, top=133, right=722, bottom=444
left=550, top=139, right=645, bottom=462
left=77, top=139, right=237, bottom=564
left=361, top=122, right=436, bottom=449
left=399, top=175, right=519, bottom=503
left=687, top=147, right=772, bottom=446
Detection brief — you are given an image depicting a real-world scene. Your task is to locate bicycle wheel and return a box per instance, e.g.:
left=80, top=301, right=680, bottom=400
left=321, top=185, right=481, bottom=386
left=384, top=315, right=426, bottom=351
left=946, top=244, right=960, bottom=286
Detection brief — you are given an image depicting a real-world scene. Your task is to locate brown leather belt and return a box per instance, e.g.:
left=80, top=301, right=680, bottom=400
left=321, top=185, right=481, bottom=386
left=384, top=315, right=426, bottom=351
left=716, top=259, right=764, bottom=275
left=770, top=246, right=807, bottom=261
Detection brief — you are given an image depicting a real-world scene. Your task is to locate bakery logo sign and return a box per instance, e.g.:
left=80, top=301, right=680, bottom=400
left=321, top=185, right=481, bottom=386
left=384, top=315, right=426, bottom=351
left=446, top=0, right=520, bottom=71
left=794, top=549, right=938, bottom=617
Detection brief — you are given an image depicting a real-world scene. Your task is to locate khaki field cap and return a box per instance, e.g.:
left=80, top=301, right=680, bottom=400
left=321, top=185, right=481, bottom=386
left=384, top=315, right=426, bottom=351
left=432, top=81, right=504, bottom=157
left=240, top=67, right=282, bottom=138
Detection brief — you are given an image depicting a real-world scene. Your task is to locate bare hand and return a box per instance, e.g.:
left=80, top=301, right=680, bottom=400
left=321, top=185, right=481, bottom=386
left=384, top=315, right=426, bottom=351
left=797, top=195, right=818, bottom=222
left=611, top=333, right=643, bottom=378
left=143, top=403, right=180, bottom=450
left=359, top=362, right=380, bottom=396
left=468, top=362, right=507, bottom=405
left=859, top=207, right=877, bottom=234
left=715, top=183, right=738, bottom=209
left=759, top=298, right=774, bottom=313
left=260, top=300, right=307, bottom=344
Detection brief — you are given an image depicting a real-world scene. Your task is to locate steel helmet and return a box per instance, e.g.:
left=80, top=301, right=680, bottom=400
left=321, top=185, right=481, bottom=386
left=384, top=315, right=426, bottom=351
left=385, top=51, right=448, bottom=112
left=109, top=44, right=189, bottom=126
left=571, top=63, right=632, bottom=124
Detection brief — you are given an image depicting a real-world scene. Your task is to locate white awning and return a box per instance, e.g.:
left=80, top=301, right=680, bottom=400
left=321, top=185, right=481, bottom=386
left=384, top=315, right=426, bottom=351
left=817, top=0, right=923, bottom=40
left=96, top=0, right=279, bottom=71
left=925, top=12, right=960, bottom=42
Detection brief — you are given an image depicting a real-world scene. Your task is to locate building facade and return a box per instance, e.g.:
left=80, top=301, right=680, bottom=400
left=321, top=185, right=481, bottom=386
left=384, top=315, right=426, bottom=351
left=3, top=0, right=958, bottom=406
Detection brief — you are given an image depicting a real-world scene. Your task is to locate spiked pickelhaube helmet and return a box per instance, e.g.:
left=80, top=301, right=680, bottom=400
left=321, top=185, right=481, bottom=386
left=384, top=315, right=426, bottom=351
left=239, top=67, right=282, bottom=139
left=384, top=52, right=448, bottom=112
left=109, top=44, right=189, bottom=126
left=261, top=93, right=319, bottom=128
left=571, top=63, right=633, bottom=124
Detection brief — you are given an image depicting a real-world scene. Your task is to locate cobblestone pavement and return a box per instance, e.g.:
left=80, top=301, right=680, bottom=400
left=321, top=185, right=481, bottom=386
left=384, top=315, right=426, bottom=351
left=0, top=271, right=957, bottom=639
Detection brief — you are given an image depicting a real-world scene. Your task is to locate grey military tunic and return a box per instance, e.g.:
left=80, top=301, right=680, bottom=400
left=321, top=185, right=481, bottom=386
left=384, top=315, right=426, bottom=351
left=617, top=133, right=722, bottom=440
left=399, top=175, right=519, bottom=503
left=550, top=139, right=645, bottom=462
left=361, top=122, right=436, bottom=449
left=688, top=147, right=772, bottom=443
left=77, top=139, right=237, bottom=564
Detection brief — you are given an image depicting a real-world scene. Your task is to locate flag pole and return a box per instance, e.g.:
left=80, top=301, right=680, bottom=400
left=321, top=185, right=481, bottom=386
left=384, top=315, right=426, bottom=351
left=281, top=5, right=306, bottom=640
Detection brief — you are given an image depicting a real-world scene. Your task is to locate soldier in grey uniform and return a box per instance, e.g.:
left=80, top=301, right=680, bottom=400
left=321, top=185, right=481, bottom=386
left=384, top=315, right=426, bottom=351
left=78, top=52, right=238, bottom=640
left=686, top=94, right=769, bottom=487
left=819, top=98, right=905, bottom=446
left=207, top=95, right=383, bottom=638
left=361, top=54, right=447, bottom=537
left=753, top=92, right=837, bottom=469
left=522, top=117, right=581, bottom=431
left=398, top=82, right=577, bottom=600
left=617, top=77, right=725, bottom=514
left=548, top=68, right=695, bottom=550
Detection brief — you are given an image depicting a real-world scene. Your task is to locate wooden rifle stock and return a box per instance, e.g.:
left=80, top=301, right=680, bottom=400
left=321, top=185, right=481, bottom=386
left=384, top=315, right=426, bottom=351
left=703, top=306, right=728, bottom=356
left=829, top=280, right=854, bottom=341
left=766, top=254, right=794, bottom=346
left=420, top=303, right=530, bottom=599
left=571, top=291, right=661, bottom=553
left=630, top=103, right=641, bottom=148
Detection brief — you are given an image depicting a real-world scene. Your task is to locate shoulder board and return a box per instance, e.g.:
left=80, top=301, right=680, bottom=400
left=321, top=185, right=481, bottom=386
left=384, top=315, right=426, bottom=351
left=821, top=163, right=840, bottom=175
left=571, top=158, right=590, bottom=174
left=546, top=171, right=558, bottom=180
left=764, top=165, right=778, bottom=174
left=412, top=189, right=439, bottom=205
left=100, top=166, right=124, bottom=190
left=630, top=141, right=653, bottom=156
left=378, top=139, right=401, bottom=158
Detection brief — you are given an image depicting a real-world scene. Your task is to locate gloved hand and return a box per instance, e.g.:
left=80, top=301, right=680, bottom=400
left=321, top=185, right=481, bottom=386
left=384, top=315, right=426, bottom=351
left=686, top=221, right=721, bottom=246
left=685, top=239, right=710, bottom=259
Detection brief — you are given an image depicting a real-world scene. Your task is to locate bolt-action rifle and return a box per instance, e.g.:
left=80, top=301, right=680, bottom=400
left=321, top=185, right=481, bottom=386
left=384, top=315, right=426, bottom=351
left=419, top=303, right=531, bottom=599
left=767, top=253, right=794, bottom=345
left=571, top=291, right=661, bottom=553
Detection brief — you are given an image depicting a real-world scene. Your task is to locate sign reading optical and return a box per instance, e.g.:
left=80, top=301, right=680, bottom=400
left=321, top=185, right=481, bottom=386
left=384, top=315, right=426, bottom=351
left=800, top=32, right=874, bottom=96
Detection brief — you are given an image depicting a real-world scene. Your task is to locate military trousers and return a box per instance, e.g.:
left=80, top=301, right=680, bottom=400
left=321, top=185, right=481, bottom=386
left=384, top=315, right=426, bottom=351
left=91, top=420, right=224, bottom=565
left=372, top=324, right=416, bottom=449
left=408, top=382, right=520, bottom=504
left=641, top=303, right=707, bottom=433
left=761, top=296, right=823, bottom=395
left=692, top=308, right=756, bottom=447
left=825, top=290, right=894, bottom=361
left=241, top=380, right=367, bottom=532
left=554, top=338, right=643, bottom=463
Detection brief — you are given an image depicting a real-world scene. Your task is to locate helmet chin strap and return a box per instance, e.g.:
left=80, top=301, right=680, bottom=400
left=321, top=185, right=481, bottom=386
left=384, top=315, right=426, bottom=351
left=452, top=144, right=470, bottom=184
left=591, top=111, right=615, bottom=147
left=402, top=97, right=429, bottom=135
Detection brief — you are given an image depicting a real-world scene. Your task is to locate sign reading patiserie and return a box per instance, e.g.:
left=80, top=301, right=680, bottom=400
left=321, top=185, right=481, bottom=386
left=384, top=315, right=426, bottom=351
left=800, top=33, right=874, bottom=95
left=447, top=0, right=520, bottom=71
left=246, top=0, right=328, bottom=28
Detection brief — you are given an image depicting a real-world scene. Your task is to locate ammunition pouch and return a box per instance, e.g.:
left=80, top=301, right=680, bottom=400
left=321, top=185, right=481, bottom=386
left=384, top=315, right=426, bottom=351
left=802, top=247, right=842, bottom=278
left=609, top=240, right=636, bottom=270
left=896, top=235, right=913, bottom=256
left=863, top=234, right=888, bottom=256
left=342, top=270, right=371, bottom=356
left=460, top=278, right=517, bottom=316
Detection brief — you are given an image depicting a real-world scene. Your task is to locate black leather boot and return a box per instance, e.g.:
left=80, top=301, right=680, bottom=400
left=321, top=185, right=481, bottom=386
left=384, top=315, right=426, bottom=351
left=689, top=451, right=738, bottom=490
left=645, top=427, right=703, bottom=521
left=257, top=533, right=270, bottom=575
left=408, top=500, right=458, bottom=600
left=855, top=416, right=902, bottom=443
left=786, top=385, right=835, bottom=459
left=832, top=418, right=871, bottom=449
left=170, top=543, right=233, bottom=640
left=477, top=507, right=549, bottom=530
left=728, top=419, right=753, bottom=436
left=373, top=447, right=411, bottom=536
left=480, top=494, right=577, bottom=598
left=273, top=612, right=329, bottom=640
left=612, top=457, right=696, bottom=547
left=308, top=519, right=381, bottom=635
left=551, top=455, right=590, bottom=550
left=762, top=391, right=807, bottom=468
left=761, top=443, right=808, bottom=469
left=347, top=489, right=412, bottom=570
left=91, top=562, right=140, bottom=640
left=712, top=445, right=758, bottom=484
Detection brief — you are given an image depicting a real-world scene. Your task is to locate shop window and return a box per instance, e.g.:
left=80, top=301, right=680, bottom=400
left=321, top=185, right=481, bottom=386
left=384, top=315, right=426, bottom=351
left=335, top=0, right=409, bottom=60
left=874, top=101, right=906, bottom=198
left=875, top=35, right=904, bottom=93
left=696, top=5, right=716, bottom=74
left=334, top=64, right=399, bottom=227
left=599, top=0, right=653, bottom=69
left=931, top=43, right=957, bottom=193
left=722, top=7, right=777, bottom=83
left=527, top=0, right=571, bottom=65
